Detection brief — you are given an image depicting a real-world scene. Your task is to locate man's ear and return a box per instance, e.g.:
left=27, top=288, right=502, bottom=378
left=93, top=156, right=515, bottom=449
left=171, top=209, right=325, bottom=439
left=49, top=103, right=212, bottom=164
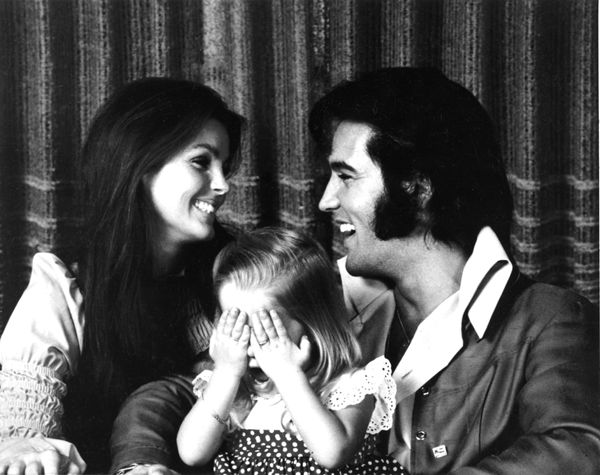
left=401, top=173, right=432, bottom=209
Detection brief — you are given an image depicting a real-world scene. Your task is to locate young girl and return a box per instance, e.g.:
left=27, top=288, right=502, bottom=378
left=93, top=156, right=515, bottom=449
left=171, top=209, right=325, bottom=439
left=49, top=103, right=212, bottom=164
left=177, top=227, right=405, bottom=474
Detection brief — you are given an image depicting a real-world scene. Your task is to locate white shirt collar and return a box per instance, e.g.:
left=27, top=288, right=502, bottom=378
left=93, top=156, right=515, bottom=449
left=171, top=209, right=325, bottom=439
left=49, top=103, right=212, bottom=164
left=458, top=226, right=513, bottom=339
left=338, top=226, right=513, bottom=328
left=392, top=227, right=513, bottom=402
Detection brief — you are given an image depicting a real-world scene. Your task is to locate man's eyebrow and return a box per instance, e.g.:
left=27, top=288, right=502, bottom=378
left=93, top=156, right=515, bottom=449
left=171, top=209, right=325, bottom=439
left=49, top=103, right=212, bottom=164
left=329, top=160, right=357, bottom=173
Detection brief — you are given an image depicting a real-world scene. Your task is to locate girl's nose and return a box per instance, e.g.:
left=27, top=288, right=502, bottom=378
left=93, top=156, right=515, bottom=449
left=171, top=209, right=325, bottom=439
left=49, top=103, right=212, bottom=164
left=318, top=178, right=340, bottom=212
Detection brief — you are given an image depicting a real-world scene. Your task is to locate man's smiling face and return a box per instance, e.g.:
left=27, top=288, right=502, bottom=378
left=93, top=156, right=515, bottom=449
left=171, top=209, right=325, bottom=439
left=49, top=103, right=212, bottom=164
left=318, top=121, right=390, bottom=278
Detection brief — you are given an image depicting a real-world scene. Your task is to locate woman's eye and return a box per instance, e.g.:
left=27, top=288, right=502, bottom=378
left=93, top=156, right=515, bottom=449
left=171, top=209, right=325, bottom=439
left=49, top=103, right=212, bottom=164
left=338, top=173, right=352, bottom=182
left=191, top=156, right=211, bottom=169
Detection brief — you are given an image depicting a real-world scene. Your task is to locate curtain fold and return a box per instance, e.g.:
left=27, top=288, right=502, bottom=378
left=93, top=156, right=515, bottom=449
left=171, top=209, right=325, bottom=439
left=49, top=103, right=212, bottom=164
left=0, top=0, right=597, bottom=328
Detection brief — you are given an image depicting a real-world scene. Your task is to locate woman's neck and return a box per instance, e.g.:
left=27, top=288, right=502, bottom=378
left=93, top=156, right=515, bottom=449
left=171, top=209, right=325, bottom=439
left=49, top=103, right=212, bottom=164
left=150, top=237, right=186, bottom=278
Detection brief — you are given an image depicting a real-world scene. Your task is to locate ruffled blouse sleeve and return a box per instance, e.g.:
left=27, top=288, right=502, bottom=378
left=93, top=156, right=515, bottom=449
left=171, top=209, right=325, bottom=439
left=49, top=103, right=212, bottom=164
left=0, top=253, right=84, bottom=438
left=191, top=369, right=212, bottom=399
left=324, top=356, right=396, bottom=435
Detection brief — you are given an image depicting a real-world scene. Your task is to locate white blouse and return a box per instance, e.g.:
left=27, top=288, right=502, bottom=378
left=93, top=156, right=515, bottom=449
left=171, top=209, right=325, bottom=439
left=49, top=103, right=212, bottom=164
left=0, top=253, right=84, bottom=439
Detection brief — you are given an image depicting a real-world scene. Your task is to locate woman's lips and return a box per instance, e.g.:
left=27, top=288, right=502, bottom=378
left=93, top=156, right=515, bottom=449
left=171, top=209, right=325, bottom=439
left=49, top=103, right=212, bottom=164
left=193, top=199, right=216, bottom=214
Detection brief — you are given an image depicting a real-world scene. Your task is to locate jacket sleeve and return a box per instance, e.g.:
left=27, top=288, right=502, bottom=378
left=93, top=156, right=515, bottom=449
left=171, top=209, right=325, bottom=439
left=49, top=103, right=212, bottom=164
left=109, top=374, right=203, bottom=474
left=450, top=289, right=600, bottom=474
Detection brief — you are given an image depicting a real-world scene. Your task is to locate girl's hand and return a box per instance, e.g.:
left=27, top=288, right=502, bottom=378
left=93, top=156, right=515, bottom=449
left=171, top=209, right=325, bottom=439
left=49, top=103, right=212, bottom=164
left=249, top=310, right=311, bottom=383
left=209, top=308, right=250, bottom=377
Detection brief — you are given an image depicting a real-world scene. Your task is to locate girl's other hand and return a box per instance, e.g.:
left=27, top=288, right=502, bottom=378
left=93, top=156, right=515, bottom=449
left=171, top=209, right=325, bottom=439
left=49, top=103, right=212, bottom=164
left=210, top=308, right=250, bottom=377
left=126, top=463, right=180, bottom=475
left=0, top=437, right=86, bottom=475
left=249, top=310, right=311, bottom=382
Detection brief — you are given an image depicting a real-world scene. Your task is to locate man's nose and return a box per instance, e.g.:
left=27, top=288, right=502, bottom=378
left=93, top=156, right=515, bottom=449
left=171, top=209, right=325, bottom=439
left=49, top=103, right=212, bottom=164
left=318, top=179, right=339, bottom=212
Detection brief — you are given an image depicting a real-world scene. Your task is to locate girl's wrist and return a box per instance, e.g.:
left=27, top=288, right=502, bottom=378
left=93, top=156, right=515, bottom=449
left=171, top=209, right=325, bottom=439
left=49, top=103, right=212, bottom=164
left=271, top=365, right=306, bottom=388
left=213, top=362, right=246, bottom=379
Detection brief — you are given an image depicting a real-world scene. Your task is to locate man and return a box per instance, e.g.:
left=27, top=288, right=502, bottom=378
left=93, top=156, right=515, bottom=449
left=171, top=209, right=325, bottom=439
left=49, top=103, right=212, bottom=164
left=309, top=67, right=600, bottom=473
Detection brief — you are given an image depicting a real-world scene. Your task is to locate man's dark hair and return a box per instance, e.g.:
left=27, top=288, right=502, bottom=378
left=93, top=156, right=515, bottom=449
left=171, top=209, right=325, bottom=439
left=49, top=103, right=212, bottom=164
left=309, top=67, right=513, bottom=256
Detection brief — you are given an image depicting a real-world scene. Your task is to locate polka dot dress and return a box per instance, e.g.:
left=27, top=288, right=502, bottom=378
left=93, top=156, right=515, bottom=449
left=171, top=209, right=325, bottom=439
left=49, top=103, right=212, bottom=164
left=214, top=429, right=406, bottom=475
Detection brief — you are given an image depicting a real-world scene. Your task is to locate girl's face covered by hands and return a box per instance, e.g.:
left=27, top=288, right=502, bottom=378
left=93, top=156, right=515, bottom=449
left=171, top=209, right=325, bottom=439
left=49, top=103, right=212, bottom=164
left=217, top=282, right=306, bottom=367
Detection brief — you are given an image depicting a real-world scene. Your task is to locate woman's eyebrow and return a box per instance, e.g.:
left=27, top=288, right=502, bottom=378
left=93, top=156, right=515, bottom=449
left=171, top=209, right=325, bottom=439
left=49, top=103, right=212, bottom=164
left=190, top=143, right=221, bottom=158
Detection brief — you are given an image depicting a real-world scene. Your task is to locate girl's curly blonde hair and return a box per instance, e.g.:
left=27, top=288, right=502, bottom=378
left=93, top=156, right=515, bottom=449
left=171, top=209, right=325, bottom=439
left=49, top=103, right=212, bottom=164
left=212, top=226, right=362, bottom=429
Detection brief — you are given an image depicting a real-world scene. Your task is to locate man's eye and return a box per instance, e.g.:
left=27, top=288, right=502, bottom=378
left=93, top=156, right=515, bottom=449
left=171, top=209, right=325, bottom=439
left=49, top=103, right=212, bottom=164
left=337, top=173, right=352, bottom=182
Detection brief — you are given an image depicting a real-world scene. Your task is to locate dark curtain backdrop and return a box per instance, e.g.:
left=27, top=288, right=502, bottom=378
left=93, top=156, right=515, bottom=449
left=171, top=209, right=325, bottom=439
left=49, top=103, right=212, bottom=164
left=0, top=0, right=598, bottom=330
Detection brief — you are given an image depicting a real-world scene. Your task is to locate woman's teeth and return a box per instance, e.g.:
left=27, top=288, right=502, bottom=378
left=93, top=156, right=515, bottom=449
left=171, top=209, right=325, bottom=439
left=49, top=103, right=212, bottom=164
left=339, top=223, right=356, bottom=235
left=194, top=200, right=215, bottom=214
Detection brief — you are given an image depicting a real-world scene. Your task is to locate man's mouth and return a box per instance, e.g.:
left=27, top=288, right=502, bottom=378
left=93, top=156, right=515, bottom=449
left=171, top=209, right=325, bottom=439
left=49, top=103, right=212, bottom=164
left=193, top=199, right=216, bottom=214
left=339, top=222, right=356, bottom=236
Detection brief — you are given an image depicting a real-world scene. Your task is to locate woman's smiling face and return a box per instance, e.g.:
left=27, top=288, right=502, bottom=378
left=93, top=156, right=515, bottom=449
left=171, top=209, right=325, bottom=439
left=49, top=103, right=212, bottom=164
left=144, top=119, right=230, bottom=249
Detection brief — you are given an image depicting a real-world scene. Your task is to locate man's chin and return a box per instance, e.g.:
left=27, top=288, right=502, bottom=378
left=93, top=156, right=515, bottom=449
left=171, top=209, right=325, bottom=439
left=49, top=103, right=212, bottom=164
left=345, top=253, right=384, bottom=280
left=344, top=254, right=366, bottom=276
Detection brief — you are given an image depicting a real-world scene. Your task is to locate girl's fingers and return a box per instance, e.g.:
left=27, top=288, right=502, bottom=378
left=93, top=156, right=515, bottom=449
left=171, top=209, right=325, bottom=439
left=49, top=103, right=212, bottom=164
left=250, top=312, right=269, bottom=344
left=249, top=328, right=262, bottom=351
left=231, top=311, right=247, bottom=341
left=67, top=461, right=84, bottom=475
left=222, top=308, right=238, bottom=335
left=269, top=310, right=288, bottom=339
left=258, top=309, right=278, bottom=340
left=239, top=324, right=251, bottom=345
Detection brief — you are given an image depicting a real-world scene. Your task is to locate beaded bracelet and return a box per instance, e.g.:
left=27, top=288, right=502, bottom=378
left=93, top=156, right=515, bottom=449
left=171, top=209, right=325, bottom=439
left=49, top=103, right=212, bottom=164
left=210, top=410, right=230, bottom=426
left=197, top=389, right=231, bottom=427
left=202, top=398, right=230, bottom=427
left=113, top=462, right=152, bottom=475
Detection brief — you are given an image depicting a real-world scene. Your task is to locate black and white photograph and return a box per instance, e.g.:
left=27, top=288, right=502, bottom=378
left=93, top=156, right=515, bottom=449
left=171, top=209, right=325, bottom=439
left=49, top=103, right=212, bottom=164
left=0, top=1, right=598, bottom=474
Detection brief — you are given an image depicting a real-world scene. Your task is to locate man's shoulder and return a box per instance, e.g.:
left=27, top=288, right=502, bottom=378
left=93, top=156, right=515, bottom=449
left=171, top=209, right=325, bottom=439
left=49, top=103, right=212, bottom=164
left=502, top=275, right=597, bottom=328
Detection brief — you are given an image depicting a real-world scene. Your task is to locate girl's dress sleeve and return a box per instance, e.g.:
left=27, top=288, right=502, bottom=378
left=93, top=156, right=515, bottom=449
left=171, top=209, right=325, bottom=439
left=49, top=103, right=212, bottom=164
left=191, top=369, right=213, bottom=399
left=0, top=253, right=84, bottom=439
left=324, top=356, right=396, bottom=435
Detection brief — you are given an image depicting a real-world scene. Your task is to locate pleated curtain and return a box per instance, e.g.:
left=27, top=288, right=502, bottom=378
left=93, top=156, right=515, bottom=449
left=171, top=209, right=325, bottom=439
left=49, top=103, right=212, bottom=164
left=0, top=0, right=598, bottom=329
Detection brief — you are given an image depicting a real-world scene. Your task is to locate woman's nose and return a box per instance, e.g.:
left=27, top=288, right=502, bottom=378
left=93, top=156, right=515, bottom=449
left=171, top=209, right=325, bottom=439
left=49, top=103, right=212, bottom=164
left=318, top=178, right=339, bottom=212
left=212, top=167, right=230, bottom=195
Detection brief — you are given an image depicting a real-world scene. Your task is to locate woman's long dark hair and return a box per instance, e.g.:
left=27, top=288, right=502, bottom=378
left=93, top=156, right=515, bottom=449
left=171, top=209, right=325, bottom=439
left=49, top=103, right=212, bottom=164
left=64, top=78, right=243, bottom=463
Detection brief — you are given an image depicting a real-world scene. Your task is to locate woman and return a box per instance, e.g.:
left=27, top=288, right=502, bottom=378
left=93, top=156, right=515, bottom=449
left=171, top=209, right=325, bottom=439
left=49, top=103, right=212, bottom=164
left=0, top=77, right=244, bottom=474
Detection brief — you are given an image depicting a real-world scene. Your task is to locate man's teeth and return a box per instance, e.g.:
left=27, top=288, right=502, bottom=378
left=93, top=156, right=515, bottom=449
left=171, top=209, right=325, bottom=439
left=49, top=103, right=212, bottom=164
left=339, top=223, right=356, bottom=234
left=194, top=200, right=215, bottom=214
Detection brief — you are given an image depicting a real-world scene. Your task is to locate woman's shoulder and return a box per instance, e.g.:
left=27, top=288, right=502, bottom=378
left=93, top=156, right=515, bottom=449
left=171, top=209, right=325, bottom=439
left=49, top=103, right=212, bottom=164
left=0, top=253, right=85, bottom=377
left=31, top=252, right=78, bottom=279
left=26, top=252, right=82, bottom=301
